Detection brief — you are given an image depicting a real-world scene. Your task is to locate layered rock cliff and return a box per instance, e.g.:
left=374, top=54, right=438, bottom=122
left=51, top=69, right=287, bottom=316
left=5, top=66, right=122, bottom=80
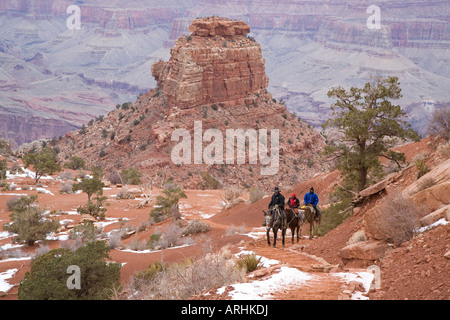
left=152, top=17, right=268, bottom=109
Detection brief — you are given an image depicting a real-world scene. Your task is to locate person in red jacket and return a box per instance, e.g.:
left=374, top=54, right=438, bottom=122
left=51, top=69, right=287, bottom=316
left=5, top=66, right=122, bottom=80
left=287, top=193, right=301, bottom=221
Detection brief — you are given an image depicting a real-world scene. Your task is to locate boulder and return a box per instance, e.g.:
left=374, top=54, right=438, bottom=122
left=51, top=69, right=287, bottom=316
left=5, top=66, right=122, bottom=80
left=403, top=158, right=450, bottom=197
left=420, top=205, right=450, bottom=227
left=410, top=182, right=450, bottom=213
left=340, top=240, right=392, bottom=261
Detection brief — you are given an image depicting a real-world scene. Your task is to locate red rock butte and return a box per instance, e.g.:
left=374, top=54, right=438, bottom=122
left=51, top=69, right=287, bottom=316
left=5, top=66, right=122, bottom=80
left=152, top=17, right=269, bottom=109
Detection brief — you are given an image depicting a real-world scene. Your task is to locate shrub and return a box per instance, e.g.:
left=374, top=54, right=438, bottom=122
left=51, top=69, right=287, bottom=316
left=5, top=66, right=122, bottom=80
left=121, top=167, right=142, bottom=185
left=182, top=219, right=211, bottom=236
left=107, top=171, right=123, bottom=185
left=132, top=251, right=244, bottom=300
left=60, top=182, right=74, bottom=194
left=319, top=197, right=352, bottom=236
left=157, top=224, right=184, bottom=249
left=427, top=108, right=450, bottom=142
left=69, top=222, right=99, bottom=243
left=198, top=172, right=221, bottom=190
left=237, top=253, right=263, bottom=273
left=76, top=196, right=108, bottom=220
left=4, top=195, right=59, bottom=246
left=116, top=188, right=135, bottom=200
left=18, top=241, right=121, bottom=300
left=59, top=170, right=75, bottom=181
left=374, top=194, right=421, bottom=246
left=248, top=186, right=264, bottom=204
left=413, top=154, right=430, bottom=179
left=150, top=187, right=187, bottom=223
left=64, top=156, right=86, bottom=170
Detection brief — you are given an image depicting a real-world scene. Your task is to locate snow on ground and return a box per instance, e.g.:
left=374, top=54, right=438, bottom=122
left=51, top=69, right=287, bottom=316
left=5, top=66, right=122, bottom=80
left=217, top=266, right=314, bottom=300
left=334, top=271, right=375, bottom=300
left=0, top=268, right=19, bottom=292
left=417, top=218, right=449, bottom=233
left=0, top=232, right=11, bottom=241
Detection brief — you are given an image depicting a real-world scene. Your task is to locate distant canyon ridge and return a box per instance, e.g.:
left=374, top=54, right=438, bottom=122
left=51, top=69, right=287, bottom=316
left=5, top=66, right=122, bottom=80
left=0, top=0, right=449, bottom=148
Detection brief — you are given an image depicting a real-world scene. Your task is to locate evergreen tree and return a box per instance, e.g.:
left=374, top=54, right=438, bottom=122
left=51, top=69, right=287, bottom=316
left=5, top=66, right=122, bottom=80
left=323, top=76, right=420, bottom=192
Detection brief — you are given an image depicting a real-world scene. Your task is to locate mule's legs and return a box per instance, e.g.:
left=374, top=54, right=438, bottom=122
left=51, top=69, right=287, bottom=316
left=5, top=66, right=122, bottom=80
left=291, top=227, right=295, bottom=244
left=273, top=228, right=278, bottom=247
left=266, top=228, right=271, bottom=246
left=281, top=228, right=286, bottom=248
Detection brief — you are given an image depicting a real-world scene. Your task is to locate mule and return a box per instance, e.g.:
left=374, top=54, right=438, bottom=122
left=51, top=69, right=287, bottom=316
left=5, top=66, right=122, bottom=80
left=298, top=204, right=322, bottom=239
left=263, top=206, right=286, bottom=247
left=284, top=207, right=301, bottom=244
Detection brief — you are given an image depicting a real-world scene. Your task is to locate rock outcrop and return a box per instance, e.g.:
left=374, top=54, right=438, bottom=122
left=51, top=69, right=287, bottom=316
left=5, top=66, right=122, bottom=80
left=152, top=17, right=269, bottom=109
left=54, top=17, right=328, bottom=189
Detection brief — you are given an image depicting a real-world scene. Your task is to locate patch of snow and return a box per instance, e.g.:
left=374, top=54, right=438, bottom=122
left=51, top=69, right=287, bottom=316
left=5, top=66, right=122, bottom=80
left=235, top=250, right=280, bottom=268
left=36, top=188, right=54, bottom=195
left=417, top=218, right=449, bottom=233
left=334, top=271, right=374, bottom=300
left=117, top=243, right=194, bottom=254
left=0, top=243, right=24, bottom=251
left=0, top=257, right=31, bottom=264
left=0, top=231, right=11, bottom=241
left=0, top=268, right=19, bottom=293
left=220, top=266, right=314, bottom=300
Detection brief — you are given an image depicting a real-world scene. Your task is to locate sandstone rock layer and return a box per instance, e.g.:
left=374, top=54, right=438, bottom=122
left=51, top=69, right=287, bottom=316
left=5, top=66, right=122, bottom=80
left=152, top=17, right=269, bottom=109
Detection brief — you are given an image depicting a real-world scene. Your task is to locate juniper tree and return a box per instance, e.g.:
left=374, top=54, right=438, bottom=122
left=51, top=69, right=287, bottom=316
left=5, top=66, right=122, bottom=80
left=323, top=76, right=420, bottom=192
left=23, top=147, right=61, bottom=183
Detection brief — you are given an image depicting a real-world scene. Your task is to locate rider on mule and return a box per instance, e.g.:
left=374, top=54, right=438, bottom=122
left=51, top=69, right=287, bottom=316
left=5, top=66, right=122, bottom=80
left=263, top=187, right=285, bottom=226
left=287, top=193, right=301, bottom=221
left=304, top=187, right=320, bottom=221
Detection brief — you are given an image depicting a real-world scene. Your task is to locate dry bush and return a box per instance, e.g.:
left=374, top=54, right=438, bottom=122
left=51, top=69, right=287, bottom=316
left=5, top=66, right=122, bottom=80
left=59, top=182, right=74, bottom=194
left=156, top=223, right=184, bottom=249
left=375, top=194, right=421, bottom=246
left=131, top=250, right=245, bottom=300
left=59, top=170, right=75, bottom=181
left=347, top=230, right=367, bottom=245
left=221, top=185, right=244, bottom=209
left=116, top=188, right=135, bottom=200
left=248, top=186, right=264, bottom=204
left=415, top=177, right=435, bottom=193
left=182, top=219, right=211, bottom=236
left=427, top=108, right=450, bottom=142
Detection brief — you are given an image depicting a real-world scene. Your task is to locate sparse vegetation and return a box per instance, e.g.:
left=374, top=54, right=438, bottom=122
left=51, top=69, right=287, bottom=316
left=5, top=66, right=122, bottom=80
left=150, top=186, right=187, bottom=223
left=413, top=154, right=430, bottom=179
left=131, top=250, right=244, bottom=300
left=18, top=241, right=121, bottom=300
left=198, top=172, right=221, bottom=190
left=121, top=167, right=142, bottom=185
left=3, top=195, right=59, bottom=246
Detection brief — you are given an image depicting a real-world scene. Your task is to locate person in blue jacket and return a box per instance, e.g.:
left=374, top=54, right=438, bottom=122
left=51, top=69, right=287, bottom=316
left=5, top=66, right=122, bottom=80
left=304, top=187, right=320, bottom=221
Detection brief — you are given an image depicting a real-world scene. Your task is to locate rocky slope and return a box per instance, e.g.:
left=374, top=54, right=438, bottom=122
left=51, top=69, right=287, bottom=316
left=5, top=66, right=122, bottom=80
left=54, top=17, right=329, bottom=190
